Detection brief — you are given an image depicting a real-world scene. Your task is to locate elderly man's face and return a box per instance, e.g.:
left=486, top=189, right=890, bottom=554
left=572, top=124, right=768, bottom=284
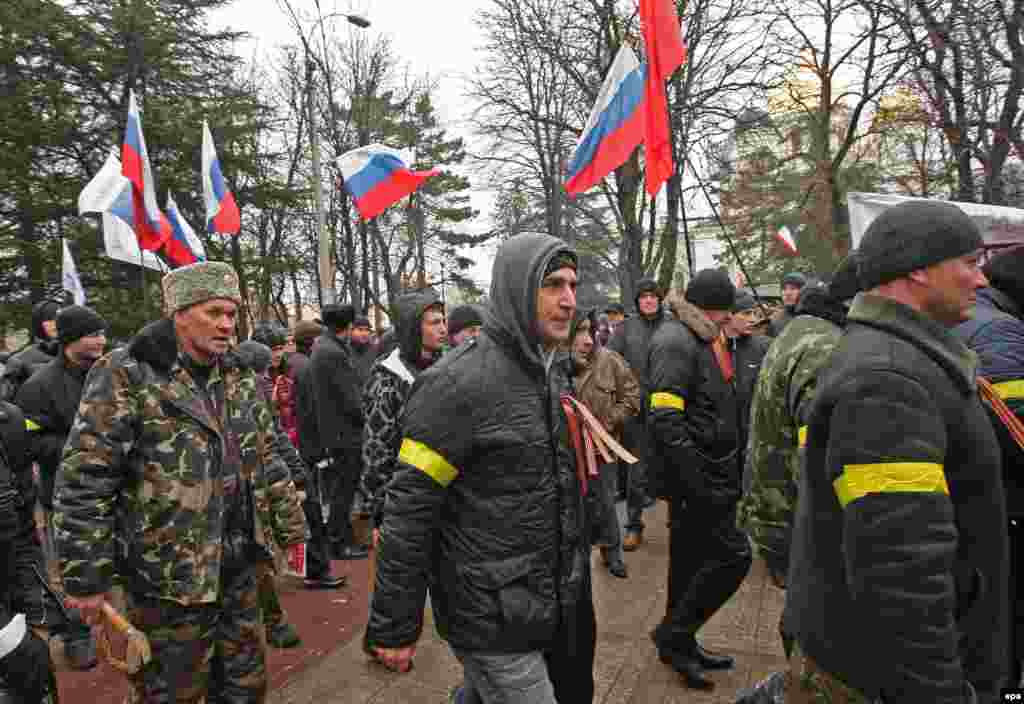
left=917, top=250, right=989, bottom=327
left=174, top=299, right=238, bottom=364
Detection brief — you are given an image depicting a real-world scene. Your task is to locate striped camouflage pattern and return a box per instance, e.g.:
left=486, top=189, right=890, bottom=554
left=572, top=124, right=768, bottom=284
left=55, top=332, right=308, bottom=606
left=738, top=314, right=843, bottom=576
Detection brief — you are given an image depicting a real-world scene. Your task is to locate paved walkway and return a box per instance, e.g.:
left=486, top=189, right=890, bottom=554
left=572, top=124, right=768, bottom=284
left=270, top=502, right=789, bottom=704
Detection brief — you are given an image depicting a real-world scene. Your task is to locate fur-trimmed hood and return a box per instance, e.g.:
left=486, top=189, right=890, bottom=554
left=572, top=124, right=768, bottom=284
left=665, top=291, right=720, bottom=342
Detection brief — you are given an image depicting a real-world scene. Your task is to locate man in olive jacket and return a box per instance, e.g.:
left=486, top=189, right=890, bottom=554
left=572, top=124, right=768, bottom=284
left=55, top=262, right=308, bottom=704
left=786, top=201, right=1008, bottom=703
left=365, top=233, right=595, bottom=704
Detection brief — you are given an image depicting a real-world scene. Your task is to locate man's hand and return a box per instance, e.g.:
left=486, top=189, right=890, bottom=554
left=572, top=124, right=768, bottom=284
left=373, top=645, right=416, bottom=673
left=64, top=593, right=110, bottom=626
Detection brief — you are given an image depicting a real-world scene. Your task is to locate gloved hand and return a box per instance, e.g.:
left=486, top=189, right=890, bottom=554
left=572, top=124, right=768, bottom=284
left=0, top=616, right=55, bottom=704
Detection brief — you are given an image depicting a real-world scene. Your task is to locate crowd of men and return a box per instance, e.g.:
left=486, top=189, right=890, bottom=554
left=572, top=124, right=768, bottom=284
left=0, top=198, right=1021, bottom=704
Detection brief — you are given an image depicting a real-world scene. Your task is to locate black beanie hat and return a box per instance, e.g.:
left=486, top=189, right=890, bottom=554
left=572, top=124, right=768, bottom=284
left=781, top=272, right=807, bottom=289
left=733, top=291, right=757, bottom=312
left=236, top=340, right=273, bottom=373
left=827, top=252, right=862, bottom=302
left=604, top=302, right=626, bottom=316
left=983, top=246, right=1024, bottom=310
left=685, top=269, right=736, bottom=311
left=57, top=305, right=107, bottom=345
left=447, top=304, right=484, bottom=338
left=319, top=303, right=355, bottom=330
left=857, top=201, right=983, bottom=290
left=251, top=322, right=287, bottom=348
left=634, top=278, right=661, bottom=308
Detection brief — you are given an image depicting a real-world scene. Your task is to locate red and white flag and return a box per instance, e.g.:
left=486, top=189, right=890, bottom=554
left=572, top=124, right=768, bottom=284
left=638, top=1, right=687, bottom=196
left=775, top=225, right=798, bottom=255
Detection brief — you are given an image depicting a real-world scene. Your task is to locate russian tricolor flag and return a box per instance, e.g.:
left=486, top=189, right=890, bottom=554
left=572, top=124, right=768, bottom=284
left=337, top=145, right=438, bottom=220
left=165, top=193, right=207, bottom=266
left=565, top=46, right=646, bottom=196
left=122, top=90, right=172, bottom=251
left=202, top=120, right=241, bottom=235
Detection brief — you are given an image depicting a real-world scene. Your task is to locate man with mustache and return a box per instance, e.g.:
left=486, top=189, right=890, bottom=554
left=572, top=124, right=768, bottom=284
left=55, top=261, right=308, bottom=704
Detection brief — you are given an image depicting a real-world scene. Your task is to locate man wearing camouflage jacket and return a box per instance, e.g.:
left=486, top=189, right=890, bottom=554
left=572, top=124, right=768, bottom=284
left=55, top=261, right=308, bottom=704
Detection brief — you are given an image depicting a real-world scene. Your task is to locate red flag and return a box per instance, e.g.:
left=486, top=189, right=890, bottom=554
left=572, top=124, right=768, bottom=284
left=639, top=0, right=687, bottom=196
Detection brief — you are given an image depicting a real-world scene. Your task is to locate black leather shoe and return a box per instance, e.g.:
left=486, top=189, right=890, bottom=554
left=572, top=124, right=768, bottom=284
left=693, top=642, right=734, bottom=670
left=608, top=562, right=628, bottom=579
left=334, top=544, right=369, bottom=560
left=664, top=651, right=714, bottom=690
left=304, top=574, right=347, bottom=589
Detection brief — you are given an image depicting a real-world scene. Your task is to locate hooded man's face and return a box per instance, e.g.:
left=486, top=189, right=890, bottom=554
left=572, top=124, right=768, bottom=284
left=420, top=306, right=447, bottom=355
left=536, top=267, right=577, bottom=349
left=638, top=292, right=660, bottom=317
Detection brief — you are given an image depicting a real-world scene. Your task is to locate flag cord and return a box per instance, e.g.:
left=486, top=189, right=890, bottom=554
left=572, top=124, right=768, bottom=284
left=685, top=156, right=764, bottom=309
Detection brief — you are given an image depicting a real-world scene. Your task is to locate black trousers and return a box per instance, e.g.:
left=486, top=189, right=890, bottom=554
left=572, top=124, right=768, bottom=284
left=623, top=416, right=649, bottom=534
left=326, top=448, right=361, bottom=548
left=302, top=467, right=331, bottom=579
left=654, top=499, right=752, bottom=652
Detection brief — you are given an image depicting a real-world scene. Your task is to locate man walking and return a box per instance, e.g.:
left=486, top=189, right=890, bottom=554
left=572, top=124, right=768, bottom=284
left=17, top=304, right=107, bottom=560
left=55, top=261, right=308, bottom=704
left=365, top=233, right=596, bottom=704
left=786, top=201, right=1008, bottom=702
left=954, top=245, right=1024, bottom=686
left=608, top=277, right=665, bottom=551
left=648, top=269, right=751, bottom=690
left=308, top=304, right=368, bottom=560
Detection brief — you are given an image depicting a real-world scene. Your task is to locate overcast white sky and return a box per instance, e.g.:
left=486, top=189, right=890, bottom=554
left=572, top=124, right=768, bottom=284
left=211, top=0, right=500, bottom=292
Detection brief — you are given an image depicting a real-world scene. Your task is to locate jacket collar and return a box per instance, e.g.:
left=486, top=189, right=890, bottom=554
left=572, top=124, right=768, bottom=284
left=664, top=291, right=719, bottom=342
left=982, top=286, right=1023, bottom=319
left=847, top=293, right=978, bottom=394
left=379, top=347, right=416, bottom=386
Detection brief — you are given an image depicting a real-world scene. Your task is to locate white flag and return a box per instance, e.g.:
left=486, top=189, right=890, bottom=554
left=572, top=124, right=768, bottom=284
left=102, top=213, right=166, bottom=272
left=62, top=240, right=86, bottom=305
left=79, top=149, right=128, bottom=215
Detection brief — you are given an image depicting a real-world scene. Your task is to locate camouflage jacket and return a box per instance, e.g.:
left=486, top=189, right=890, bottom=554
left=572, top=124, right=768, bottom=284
left=738, top=307, right=843, bottom=574
left=54, top=319, right=308, bottom=605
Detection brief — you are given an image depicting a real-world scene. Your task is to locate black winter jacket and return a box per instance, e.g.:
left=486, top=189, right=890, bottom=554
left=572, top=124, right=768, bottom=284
left=608, top=308, right=665, bottom=393
left=647, top=293, right=741, bottom=507
left=15, top=355, right=89, bottom=509
left=728, top=332, right=770, bottom=463
left=307, top=332, right=363, bottom=454
left=365, top=233, right=589, bottom=654
left=955, top=286, right=1024, bottom=519
left=0, top=402, right=47, bottom=628
left=2, top=341, right=58, bottom=402
left=786, top=293, right=1009, bottom=703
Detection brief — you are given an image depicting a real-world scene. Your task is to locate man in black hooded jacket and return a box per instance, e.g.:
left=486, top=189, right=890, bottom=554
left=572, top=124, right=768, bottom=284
left=608, top=277, right=666, bottom=550
left=365, top=233, right=595, bottom=704
left=2, top=300, right=60, bottom=402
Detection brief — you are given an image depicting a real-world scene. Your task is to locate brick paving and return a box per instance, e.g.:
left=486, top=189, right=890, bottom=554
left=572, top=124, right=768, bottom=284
left=270, top=501, right=789, bottom=704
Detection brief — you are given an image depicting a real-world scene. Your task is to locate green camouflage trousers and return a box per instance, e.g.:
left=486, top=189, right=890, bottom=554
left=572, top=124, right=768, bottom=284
left=126, top=566, right=267, bottom=704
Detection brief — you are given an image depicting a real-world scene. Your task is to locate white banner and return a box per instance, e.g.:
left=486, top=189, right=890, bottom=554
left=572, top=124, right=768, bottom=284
left=849, top=192, right=1024, bottom=248
left=62, top=240, right=86, bottom=305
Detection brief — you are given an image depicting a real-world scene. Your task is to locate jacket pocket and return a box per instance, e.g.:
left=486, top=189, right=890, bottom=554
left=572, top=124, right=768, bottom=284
left=459, top=553, right=556, bottom=645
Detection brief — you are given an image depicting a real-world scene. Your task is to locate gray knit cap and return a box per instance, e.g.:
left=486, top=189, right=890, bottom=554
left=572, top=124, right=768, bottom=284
left=857, top=201, right=983, bottom=290
left=162, top=261, right=241, bottom=315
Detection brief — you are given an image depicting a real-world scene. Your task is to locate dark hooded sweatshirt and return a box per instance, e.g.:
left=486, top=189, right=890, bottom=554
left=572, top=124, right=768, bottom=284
left=2, top=301, right=59, bottom=401
left=365, top=233, right=589, bottom=655
left=360, top=289, right=442, bottom=526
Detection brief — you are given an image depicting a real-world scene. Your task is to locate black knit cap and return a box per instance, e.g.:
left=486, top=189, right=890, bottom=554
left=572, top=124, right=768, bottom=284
left=858, top=200, right=983, bottom=290
left=733, top=291, right=757, bottom=312
left=319, top=303, right=355, bottom=329
left=604, top=302, right=626, bottom=316
left=57, top=305, right=107, bottom=345
left=447, top=304, right=484, bottom=338
left=826, top=252, right=861, bottom=302
left=685, top=269, right=736, bottom=311
left=983, top=246, right=1024, bottom=310
left=781, top=272, right=807, bottom=289
left=634, top=277, right=662, bottom=305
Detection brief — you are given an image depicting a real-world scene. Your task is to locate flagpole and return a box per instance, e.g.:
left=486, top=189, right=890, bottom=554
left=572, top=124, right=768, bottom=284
left=685, top=156, right=765, bottom=308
